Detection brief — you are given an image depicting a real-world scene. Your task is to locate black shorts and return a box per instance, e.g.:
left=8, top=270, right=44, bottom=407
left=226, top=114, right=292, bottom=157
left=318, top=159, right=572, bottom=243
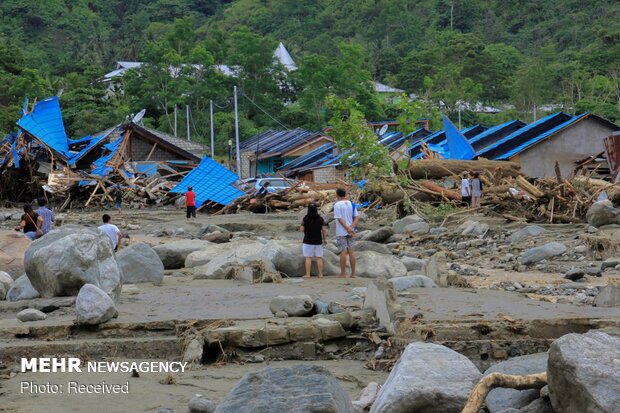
left=462, top=196, right=471, bottom=206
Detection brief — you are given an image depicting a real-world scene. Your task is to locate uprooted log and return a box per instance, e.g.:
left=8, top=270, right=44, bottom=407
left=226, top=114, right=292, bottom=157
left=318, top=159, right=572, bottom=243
left=408, top=159, right=521, bottom=179
left=419, top=181, right=461, bottom=201
left=460, top=372, right=547, bottom=413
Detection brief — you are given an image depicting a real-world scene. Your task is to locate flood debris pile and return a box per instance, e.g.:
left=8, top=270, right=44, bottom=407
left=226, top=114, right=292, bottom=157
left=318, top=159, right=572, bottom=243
left=0, top=96, right=241, bottom=212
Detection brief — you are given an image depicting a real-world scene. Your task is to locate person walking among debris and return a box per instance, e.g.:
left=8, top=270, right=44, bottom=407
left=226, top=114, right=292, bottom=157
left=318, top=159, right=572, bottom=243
left=471, top=172, right=483, bottom=208
left=257, top=181, right=270, bottom=198
left=114, top=186, right=123, bottom=215
left=36, top=198, right=54, bottom=235
left=461, top=172, right=471, bottom=207
left=185, top=186, right=196, bottom=219
left=300, top=203, right=328, bottom=279
left=99, top=214, right=121, bottom=252
left=15, top=204, right=44, bottom=241
left=334, top=188, right=359, bottom=278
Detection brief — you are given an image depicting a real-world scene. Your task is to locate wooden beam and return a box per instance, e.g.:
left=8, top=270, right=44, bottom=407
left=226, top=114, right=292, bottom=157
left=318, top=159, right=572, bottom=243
left=145, top=143, right=158, bottom=161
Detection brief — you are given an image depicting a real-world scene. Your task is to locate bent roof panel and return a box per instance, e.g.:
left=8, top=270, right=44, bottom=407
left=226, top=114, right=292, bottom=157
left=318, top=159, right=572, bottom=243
left=17, top=96, right=71, bottom=158
left=170, top=157, right=243, bottom=207
left=468, top=119, right=526, bottom=150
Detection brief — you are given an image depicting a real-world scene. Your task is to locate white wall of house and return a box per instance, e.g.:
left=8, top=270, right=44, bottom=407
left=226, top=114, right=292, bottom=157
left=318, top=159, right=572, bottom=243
left=515, top=119, right=616, bottom=178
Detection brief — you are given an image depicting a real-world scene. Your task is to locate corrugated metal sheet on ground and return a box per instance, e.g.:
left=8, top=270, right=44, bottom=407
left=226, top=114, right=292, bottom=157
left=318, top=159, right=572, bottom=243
left=16, top=96, right=71, bottom=158
left=170, top=157, right=243, bottom=206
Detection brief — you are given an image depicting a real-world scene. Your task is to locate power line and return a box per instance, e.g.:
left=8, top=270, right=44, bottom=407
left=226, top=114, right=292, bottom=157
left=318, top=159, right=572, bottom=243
left=239, top=89, right=290, bottom=130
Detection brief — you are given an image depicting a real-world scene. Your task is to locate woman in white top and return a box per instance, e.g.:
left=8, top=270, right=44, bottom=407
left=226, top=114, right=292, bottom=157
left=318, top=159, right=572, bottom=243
left=461, top=172, right=471, bottom=206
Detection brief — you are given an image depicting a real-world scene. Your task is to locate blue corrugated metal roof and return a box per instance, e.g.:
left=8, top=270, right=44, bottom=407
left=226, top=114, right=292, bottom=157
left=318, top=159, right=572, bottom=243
left=475, top=112, right=570, bottom=159
left=170, top=157, right=243, bottom=207
left=16, top=96, right=71, bottom=158
left=494, top=114, right=588, bottom=160
left=469, top=120, right=523, bottom=145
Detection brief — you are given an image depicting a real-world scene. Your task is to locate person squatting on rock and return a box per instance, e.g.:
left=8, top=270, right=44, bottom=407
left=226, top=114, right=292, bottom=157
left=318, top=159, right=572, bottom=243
left=36, top=197, right=54, bottom=235
left=300, top=203, right=328, bottom=278
left=461, top=172, right=471, bottom=207
left=334, top=187, right=359, bottom=278
left=15, top=204, right=44, bottom=241
left=99, top=214, right=122, bottom=252
left=185, top=186, right=196, bottom=219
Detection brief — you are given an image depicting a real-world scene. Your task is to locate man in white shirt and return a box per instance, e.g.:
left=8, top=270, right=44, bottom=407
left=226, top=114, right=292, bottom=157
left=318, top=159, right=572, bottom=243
left=461, top=172, right=471, bottom=206
left=99, top=214, right=121, bottom=252
left=333, top=188, right=359, bottom=278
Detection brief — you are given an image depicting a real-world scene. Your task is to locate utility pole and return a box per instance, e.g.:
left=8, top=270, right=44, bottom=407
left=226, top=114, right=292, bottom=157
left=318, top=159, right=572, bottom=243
left=186, top=105, right=190, bottom=141
left=533, top=104, right=537, bottom=122
left=174, top=105, right=178, bottom=137
left=458, top=104, right=462, bottom=129
left=234, top=86, right=241, bottom=177
left=210, top=100, right=215, bottom=158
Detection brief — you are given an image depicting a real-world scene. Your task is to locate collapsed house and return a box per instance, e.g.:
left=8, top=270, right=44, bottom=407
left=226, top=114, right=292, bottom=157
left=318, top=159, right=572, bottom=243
left=0, top=96, right=241, bottom=210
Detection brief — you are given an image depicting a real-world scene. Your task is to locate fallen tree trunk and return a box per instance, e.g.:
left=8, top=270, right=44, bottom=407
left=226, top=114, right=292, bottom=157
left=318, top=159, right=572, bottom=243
left=408, top=159, right=521, bottom=179
left=460, top=372, right=547, bottom=413
left=420, top=181, right=461, bottom=201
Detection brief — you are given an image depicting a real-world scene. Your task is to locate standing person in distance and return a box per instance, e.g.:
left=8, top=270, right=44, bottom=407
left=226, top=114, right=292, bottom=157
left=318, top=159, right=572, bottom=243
left=36, top=198, right=54, bottom=236
left=114, top=186, right=123, bottom=215
left=99, top=214, right=122, bottom=252
left=300, top=203, right=328, bottom=279
left=185, top=186, right=196, bottom=219
left=334, top=188, right=359, bottom=278
left=471, top=172, right=483, bottom=208
left=461, top=172, right=471, bottom=207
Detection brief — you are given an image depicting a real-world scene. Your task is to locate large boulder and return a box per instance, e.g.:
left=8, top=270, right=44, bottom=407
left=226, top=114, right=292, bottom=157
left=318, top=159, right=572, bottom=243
left=392, top=215, right=425, bottom=234
left=521, top=242, right=567, bottom=265
left=389, top=275, right=437, bottom=291
left=213, top=365, right=354, bottom=413
left=362, top=227, right=394, bottom=243
left=586, top=202, right=620, bottom=228
left=593, top=285, right=620, bottom=307
left=116, top=243, right=164, bottom=284
left=75, top=284, right=118, bottom=325
left=354, top=240, right=392, bottom=255
left=6, top=274, right=40, bottom=301
left=0, top=271, right=13, bottom=291
left=269, top=295, right=314, bottom=317
left=483, top=353, right=548, bottom=413
left=509, top=225, right=545, bottom=243
left=548, top=331, right=620, bottom=413
left=153, top=240, right=213, bottom=269
left=355, top=251, right=407, bottom=278
left=0, top=231, right=31, bottom=278
left=24, top=228, right=122, bottom=300
left=270, top=241, right=340, bottom=278
left=369, top=342, right=481, bottom=413
left=401, top=256, right=427, bottom=272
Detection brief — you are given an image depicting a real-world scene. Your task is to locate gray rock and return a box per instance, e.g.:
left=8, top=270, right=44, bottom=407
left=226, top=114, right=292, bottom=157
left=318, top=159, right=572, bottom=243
left=390, top=275, right=437, bottom=291
left=509, top=225, right=545, bottom=242
left=548, top=331, right=620, bottom=413
left=0, top=283, right=5, bottom=300
left=521, top=242, right=567, bottom=265
left=483, top=353, right=548, bottom=413
left=362, top=227, right=393, bottom=243
left=31, top=297, right=76, bottom=313
left=0, top=271, right=13, bottom=291
left=425, top=251, right=448, bottom=287
left=199, top=224, right=229, bottom=236
left=6, top=274, right=40, bottom=301
left=353, top=382, right=380, bottom=412
left=355, top=251, right=407, bottom=278
left=16, top=308, right=47, bottom=322
left=10, top=212, right=22, bottom=220
left=213, top=365, right=354, bottom=413
left=430, top=227, right=448, bottom=235
left=183, top=338, right=204, bottom=364
left=593, top=285, right=620, bottom=307
left=564, top=268, right=586, bottom=281
left=518, top=398, right=554, bottom=413
left=460, top=220, right=490, bottom=237
left=601, top=257, right=620, bottom=270
left=392, top=215, right=425, bottom=234
left=402, top=221, right=430, bottom=235
left=189, top=396, right=217, bottom=413
left=586, top=202, right=620, bottom=228
left=271, top=241, right=340, bottom=278
left=574, top=245, right=587, bottom=254
left=75, top=284, right=118, bottom=325
left=401, top=257, right=427, bottom=272
left=269, top=295, right=314, bottom=317
left=369, top=342, right=482, bottom=413
left=24, top=228, right=122, bottom=300
left=153, top=240, right=213, bottom=269
left=117, top=243, right=164, bottom=284
left=354, top=240, right=392, bottom=255
left=363, top=280, right=405, bottom=334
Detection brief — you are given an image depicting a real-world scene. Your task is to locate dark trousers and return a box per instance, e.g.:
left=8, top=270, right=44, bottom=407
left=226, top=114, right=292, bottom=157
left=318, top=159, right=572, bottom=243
left=462, top=196, right=471, bottom=207
left=186, top=206, right=196, bottom=218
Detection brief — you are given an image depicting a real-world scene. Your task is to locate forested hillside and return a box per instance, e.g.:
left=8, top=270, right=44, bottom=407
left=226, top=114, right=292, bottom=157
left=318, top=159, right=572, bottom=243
left=0, top=0, right=618, bottom=151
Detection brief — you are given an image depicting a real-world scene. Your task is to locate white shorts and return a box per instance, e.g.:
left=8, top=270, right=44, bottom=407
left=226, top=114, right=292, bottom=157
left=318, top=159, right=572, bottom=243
left=302, top=244, right=324, bottom=258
